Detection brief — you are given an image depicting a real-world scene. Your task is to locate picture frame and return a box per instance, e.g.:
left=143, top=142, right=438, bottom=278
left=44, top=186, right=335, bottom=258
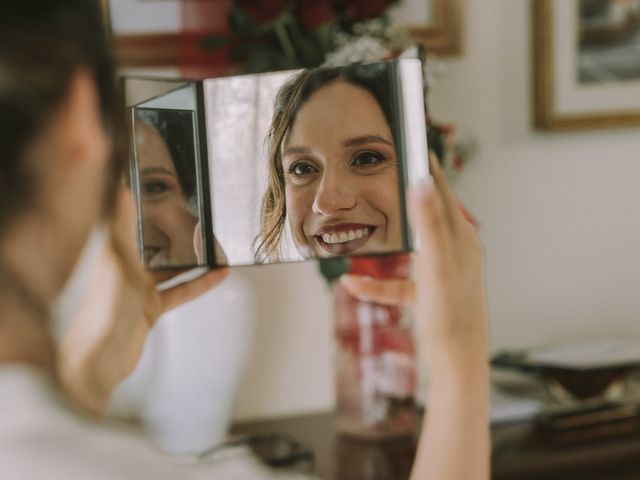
left=401, top=0, right=465, bottom=56
left=533, top=0, right=640, bottom=130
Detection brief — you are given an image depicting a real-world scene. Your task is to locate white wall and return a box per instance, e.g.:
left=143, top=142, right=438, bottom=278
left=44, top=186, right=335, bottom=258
left=428, top=0, right=640, bottom=351
left=231, top=262, right=334, bottom=420
left=233, top=0, right=640, bottom=419
left=109, top=0, right=182, bottom=34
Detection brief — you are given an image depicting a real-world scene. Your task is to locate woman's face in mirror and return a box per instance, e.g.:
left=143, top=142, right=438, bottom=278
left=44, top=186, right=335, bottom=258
left=282, top=80, right=402, bottom=258
left=136, top=121, right=199, bottom=267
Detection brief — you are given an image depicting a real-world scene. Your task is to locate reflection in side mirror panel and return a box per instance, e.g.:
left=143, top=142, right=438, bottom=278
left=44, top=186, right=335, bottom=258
left=132, top=108, right=205, bottom=268
left=124, top=79, right=210, bottom=270
left=124, top=59, right=428, bottom=269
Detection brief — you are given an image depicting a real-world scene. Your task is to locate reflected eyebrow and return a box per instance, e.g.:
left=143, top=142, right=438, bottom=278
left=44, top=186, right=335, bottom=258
left=283, top=135, right=393, bottom=157
left=140, top=167, right=176, bottom=176
left=283, top=146, right=313, bottom=156
left=343, top=135, right=393, bottom=148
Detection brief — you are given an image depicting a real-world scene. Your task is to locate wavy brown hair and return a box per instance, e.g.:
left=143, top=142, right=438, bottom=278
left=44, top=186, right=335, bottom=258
left=254, top=63, right=394, bottom=263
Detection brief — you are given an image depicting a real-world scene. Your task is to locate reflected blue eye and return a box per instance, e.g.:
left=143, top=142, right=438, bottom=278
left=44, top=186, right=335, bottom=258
left=352, top=151, right=385, bottom=167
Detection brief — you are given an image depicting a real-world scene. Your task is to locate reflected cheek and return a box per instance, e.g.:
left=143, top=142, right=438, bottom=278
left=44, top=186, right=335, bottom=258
left=141, top=202, right=166, bottom=236
left=142, top=199, right=195, bottom=243
left=365, top=176, right=402, bottom=242
left=164, top=206, right=197, bottom=242
left=285, top=186, right=315, bottom=245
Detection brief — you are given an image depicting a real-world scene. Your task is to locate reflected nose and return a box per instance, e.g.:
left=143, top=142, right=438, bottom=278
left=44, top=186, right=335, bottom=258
left=312, top=171, right=356, bottom=215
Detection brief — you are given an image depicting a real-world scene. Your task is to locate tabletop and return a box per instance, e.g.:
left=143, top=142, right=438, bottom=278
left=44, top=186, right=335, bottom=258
left=233, top=410, right=640, bottom=480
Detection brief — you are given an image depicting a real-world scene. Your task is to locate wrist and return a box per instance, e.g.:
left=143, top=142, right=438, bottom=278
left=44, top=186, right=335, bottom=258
left=424, top=340, right=490, bottom=409
left=425, top=338, right=488, bottom=383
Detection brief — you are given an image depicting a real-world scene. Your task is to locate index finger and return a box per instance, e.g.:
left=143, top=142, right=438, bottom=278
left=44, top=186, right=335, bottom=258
left=340, top=274, right=416, bottom=306
left=159, top=268, right=229, bottom=314
left=152, top=269, right=195, bottom=285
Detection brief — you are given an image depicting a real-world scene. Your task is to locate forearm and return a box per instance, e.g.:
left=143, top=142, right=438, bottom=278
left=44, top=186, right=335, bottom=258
left=411, top=349, right=491, bottom=480
left=340, top=162, right=492, bottom=479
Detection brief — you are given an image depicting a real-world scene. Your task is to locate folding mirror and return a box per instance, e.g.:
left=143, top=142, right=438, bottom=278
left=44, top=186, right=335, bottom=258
left=124, top=59, right=429, bottom=269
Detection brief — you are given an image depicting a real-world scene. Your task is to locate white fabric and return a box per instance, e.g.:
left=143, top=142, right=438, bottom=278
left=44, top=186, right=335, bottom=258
left=112, top=273, right=255, bottom=453
left=0, top=365, right=315, bottom=480
left=0, top=365, right=178, bottom=480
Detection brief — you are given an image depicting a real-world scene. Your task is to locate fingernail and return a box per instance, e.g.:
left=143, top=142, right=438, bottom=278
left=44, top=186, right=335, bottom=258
left=411, top=176, right=434, bottom=201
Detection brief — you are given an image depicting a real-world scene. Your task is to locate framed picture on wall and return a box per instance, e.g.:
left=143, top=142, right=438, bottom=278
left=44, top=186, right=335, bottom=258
left=391, top=0, right=464, bottom=56
left=533, top=0, right=640, bottom=130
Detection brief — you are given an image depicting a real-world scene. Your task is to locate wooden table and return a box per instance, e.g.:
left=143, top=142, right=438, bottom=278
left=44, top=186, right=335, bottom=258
left=233, top=411, right=640, bottom=479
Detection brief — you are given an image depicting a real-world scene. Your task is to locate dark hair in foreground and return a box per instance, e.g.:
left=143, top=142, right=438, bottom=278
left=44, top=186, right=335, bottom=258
left=0, top=0, right=123, bottom=234
left=254, top=63, right=394, bottom=263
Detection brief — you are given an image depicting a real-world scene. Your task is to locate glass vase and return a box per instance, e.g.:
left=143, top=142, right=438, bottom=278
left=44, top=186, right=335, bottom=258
left=334, top=254, right=417, bottom=440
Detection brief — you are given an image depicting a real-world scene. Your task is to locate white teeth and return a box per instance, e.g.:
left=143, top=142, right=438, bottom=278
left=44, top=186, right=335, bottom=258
left=319, top=228, right=372, bottom=244
left=322, top=233, right=341, bottom=244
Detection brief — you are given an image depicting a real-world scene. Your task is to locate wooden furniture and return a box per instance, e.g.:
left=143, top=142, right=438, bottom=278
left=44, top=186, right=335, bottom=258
left=406, top=0, right=465, bottom=56
left=233, top=411, right=640, bottom=479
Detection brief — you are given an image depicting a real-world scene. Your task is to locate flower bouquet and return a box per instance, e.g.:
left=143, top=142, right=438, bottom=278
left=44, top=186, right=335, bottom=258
left=202, top=0, right=402, bottom=72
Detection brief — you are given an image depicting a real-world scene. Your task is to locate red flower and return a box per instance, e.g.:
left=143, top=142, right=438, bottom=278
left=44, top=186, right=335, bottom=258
left=295, top=0, right=335, bottom=30
left=336, top=0, right=394, bottom=20
left=440, top=124, right=455, bottom=136
left=235, top=0, right=289, bottom=24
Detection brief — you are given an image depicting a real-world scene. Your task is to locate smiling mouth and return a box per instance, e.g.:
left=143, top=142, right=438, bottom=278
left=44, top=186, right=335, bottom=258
left=143, top=246, right=160, bottom=265
left=314, top=226, right=375, bottom=256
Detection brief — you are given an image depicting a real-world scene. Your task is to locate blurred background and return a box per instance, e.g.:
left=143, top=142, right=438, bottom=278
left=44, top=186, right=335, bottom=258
left=106, top=0, right=640, bottom=424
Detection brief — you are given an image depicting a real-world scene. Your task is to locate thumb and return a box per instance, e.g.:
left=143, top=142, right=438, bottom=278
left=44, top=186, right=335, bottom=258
left=408, top=177, right=452, bottom=273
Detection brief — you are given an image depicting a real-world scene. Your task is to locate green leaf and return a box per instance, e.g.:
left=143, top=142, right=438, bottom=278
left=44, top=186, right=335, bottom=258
left=200, top=35, right=230, bottom=50
left=242, top=43, right=291, bottom=73
left=317, top=257, right=351, bottom=285
left=312, top=23, right=335, bottom=55
left=229, top=8, right=253, bottom=34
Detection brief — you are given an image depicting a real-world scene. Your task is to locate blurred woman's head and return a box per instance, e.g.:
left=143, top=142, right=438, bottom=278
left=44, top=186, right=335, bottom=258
left=0, top=0, right=121, bottom=306
left=256, top=64, right=402, bottom=262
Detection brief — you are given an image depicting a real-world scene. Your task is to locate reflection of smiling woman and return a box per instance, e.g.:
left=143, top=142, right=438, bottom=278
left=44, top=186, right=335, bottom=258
left=135, top=114, right=199, bottom=267
left=256, top=65, right=403, bottom=262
